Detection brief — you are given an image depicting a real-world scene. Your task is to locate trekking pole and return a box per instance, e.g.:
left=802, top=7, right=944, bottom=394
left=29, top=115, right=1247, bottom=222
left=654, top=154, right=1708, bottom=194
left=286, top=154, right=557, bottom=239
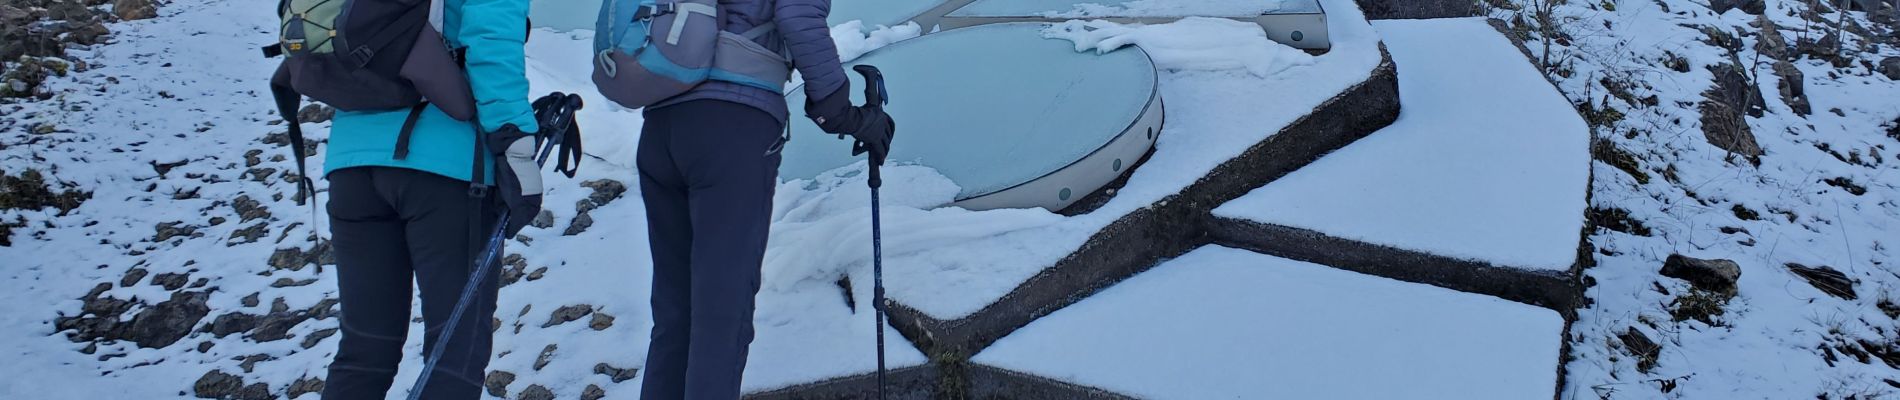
left=852, top=64, right=891, bottom=400
left=406, top=93, right=583, bottom=400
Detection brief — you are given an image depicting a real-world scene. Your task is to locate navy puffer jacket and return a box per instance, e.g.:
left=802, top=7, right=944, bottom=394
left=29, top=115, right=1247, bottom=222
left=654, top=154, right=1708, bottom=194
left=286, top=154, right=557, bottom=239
left=650, top=0, right=849, bottom=125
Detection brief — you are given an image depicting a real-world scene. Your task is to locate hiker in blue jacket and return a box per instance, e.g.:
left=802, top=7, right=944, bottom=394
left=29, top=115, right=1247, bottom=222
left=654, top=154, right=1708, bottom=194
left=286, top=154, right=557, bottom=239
left=633, top=0, right=896, bottom=398
left=318, top=0, right=545, bottom=398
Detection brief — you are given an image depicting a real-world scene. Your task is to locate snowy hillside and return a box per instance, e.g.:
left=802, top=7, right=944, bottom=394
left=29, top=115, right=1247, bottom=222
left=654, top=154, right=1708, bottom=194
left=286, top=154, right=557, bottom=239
left=1488, top=0, right=1900, bottom=398
left=0, top=0, right=1896, bottom=399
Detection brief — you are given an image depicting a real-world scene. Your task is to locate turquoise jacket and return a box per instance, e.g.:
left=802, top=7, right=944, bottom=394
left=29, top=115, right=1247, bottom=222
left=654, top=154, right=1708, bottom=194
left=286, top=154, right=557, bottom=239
left=324, top=0, right=541, bottom=183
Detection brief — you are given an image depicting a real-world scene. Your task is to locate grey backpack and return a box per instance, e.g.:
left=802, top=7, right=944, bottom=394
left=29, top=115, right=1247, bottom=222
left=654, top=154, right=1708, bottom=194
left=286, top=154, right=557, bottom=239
left=592, top=0, right=792, bottom=109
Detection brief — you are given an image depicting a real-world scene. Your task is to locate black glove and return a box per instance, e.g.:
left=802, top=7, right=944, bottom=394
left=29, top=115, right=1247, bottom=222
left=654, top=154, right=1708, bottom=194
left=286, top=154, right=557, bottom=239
left=809, top=85, right=897, bottom=165
left=486, top=124, right=541, bottom=238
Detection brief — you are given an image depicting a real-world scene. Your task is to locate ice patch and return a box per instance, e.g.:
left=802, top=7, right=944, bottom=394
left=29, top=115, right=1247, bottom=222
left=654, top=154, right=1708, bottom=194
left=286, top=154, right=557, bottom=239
left=1042, top=18, right=1315, bottom=77
left=831, top=20, right=924, bottom=62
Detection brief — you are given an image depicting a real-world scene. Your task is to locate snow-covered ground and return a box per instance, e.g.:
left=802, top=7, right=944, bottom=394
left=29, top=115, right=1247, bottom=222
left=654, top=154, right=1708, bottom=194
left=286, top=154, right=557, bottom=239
left=1488, top=0, right=1900, bottom=397
left=974, top=246, right=1565, bottom=400
left=1214, top=17, right=1591, bottom=271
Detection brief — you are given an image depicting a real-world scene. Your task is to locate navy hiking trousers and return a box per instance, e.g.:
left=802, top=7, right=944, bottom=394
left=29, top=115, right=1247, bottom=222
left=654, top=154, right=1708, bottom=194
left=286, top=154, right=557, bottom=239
left=637, top=100, right=784, bottom=400
left=323, top=166, right=502, bottom=400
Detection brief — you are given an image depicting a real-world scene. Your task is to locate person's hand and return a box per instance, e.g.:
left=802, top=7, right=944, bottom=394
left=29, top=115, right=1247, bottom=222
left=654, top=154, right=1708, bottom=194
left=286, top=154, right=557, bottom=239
left=486, top=124, right=541, bottom=237
left=809, top=86, right=897, bottom=165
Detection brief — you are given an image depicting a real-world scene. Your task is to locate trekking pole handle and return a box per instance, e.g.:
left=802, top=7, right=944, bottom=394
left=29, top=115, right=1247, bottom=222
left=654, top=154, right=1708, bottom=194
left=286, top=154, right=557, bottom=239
left=853, top=65, right=886, bottom=189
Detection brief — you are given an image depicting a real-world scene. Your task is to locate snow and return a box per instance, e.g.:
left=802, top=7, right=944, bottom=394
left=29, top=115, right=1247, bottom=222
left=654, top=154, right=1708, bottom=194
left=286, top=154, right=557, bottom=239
left=830, top=21, right=925, bottom=63
left=951, top=0, right=1321, bottom=18
left=1212, top=17, right=1590, bottom=271
left=1042, top=17, right=1316, bottom=77
left=1485, top=0, right=1900, bottom=397
left=856, top=0, right=1387, bottom=319
left=972, top=246, right=1566, bottom=400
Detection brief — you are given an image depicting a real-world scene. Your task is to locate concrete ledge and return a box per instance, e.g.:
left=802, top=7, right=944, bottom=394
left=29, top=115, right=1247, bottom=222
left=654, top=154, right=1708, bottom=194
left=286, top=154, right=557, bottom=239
left=766, top=48, right=1402, bottom=400
left=1206, top=216, right=1584, bottom=315
left=1354, top=0, right=1477, bottom=19
left=968, top=365, right=1139, bottom=399
left=745, top=365, right=941, bottom=400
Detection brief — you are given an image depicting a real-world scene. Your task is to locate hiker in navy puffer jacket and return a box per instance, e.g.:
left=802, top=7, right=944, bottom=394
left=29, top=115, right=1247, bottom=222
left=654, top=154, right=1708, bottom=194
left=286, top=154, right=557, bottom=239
left=634, top=0, right=896, bottom=398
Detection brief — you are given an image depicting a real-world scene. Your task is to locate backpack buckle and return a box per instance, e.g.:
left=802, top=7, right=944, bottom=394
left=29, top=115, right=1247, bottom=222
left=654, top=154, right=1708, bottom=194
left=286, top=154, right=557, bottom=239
left=350, top=46, right=375, bottom=67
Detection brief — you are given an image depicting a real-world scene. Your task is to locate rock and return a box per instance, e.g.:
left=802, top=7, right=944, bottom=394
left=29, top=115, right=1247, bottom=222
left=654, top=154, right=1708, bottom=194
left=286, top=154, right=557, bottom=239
left=297, top=104, right=334, bottom=124
left=1772, top=60, right=1810, bottom=116
left=112, top=0, right=157, bottom=20
left=232, top=195, right=269, bottom=223
left=248, top=309, right=313, bottom=342
left=150, top=272, right=189, bottom=290
left=1661, top=255, right=1742, bottom=294
left=227, top=223, right=267, bottom=245
left=525, top=267, right=547, bottom=281
left=1799, top=32, right=1845, bottom=66
left=1698, top=64, right=1765, bottom=161
left=120, top=268, right=148, bottom=287
left=1786, top=263, right=1857, bottom=300
left=1618, top=327, right=1662, bottom=373
left=1880, top=57, right=1900, bottom=81
left=563, top=211, right=593, bottom=236
left=125, top=291, right=209, bottom=348
left=232, top=383, right=271, bottom=400
left=193, top=370, right=243, bottom=399
left=581, top=179, right=627, bottom=207
left=589, top=312, right=614, bottom=331
left=301, top=327, right=336, bottom=349
left=209, top=312, right=260, bottom=338
left=1755, top=14, right=1789, bottom=60
left=307, top=298, right=339, bottom=320
left=240, top=293, right=260, bottom=308
left=530, top=209, right=555, bottom=229
left=1, top=169, right=90, bottom=214
left=268, top=241, right=334, bottom=271
left=533, top=344, right=557, bottom=371
left=287, top=377, right=325, bottom=398
left=484, top=371, right=515, bottom=398
left=270, top=277, right=316, bottom=288
left=518, top=384, right=555, bottom=400
left=152, top=221, right=197, bottom=243
left=594, top=362, right=639, bottom=383
left=582, top=384, right=606, bottom=400
left=1710, top=0, right=1765, bottom=14
left=543, top=304, right=593, bottom=328
left=235, top=354, right=273, bottom=373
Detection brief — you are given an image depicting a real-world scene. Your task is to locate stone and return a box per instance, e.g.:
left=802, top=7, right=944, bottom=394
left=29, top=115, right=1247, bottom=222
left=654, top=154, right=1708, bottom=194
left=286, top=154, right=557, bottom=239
left=530, top=209, right=555, bottom=229
left=563, top=211, right=593, bottom=236
left=193, top=369, right=243, bottom=398
left=232, top=383, right=271, bottom=400
left=1699, top=64, right=1765, bottom=161
left=270, top=277, right=316, bottom=288
left=1710, top=0, right=1765, bottom=14
left=484, top=371, right=515, bottom=398
left=125, top=291, right=209, bottom=348
left=1786, top=263, right=1857, bottom=300
left=1661, top=255, right=1742, bottom=294
left=120, top=267, right=148, bottom=287
left=287, top=377, right=325, bottom=399
left=209, top=312, right=259, bottom=338
left=297, top=104, right=334, bottom=124
left=582, top=384, right=606, bottom=400
left=581, top=179, right=627, bottom=207
left=240, top=293, right=260, bottom=308
left=593, top=363, right=639, bottom=383
left=152, top=221, right=195, bottom=242
left=232, top=195, right=269, bottom=222
left=150, top=272, right=189, bottom=290
left=301, top=327, right=336, bottom=349
left=1880, top=57, right=1900, bottom=81
left=518, top=385, right=555, bottom=400
left=1618, top=327, right=1662, bottom=373
left=112, top=0, right=157, bottom=21
left=533, top=344, right=557, bottom=371
left=589, top=312, right=614, bottom=331
left=543, top=304, right=593, bottom=328
left=1755, top=14, right=1788, bottom=60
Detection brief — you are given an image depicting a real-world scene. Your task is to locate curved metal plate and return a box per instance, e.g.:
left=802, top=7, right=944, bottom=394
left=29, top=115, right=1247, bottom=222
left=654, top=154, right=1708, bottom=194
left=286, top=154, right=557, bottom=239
left=780, top=23, right=1161, bottom=211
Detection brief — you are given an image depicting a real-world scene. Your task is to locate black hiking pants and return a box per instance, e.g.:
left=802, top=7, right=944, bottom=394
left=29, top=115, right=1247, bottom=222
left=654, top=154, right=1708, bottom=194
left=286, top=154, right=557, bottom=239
left=638, top=100, right=783, bottom=400
left=322, top=167, right=502, bottom=400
